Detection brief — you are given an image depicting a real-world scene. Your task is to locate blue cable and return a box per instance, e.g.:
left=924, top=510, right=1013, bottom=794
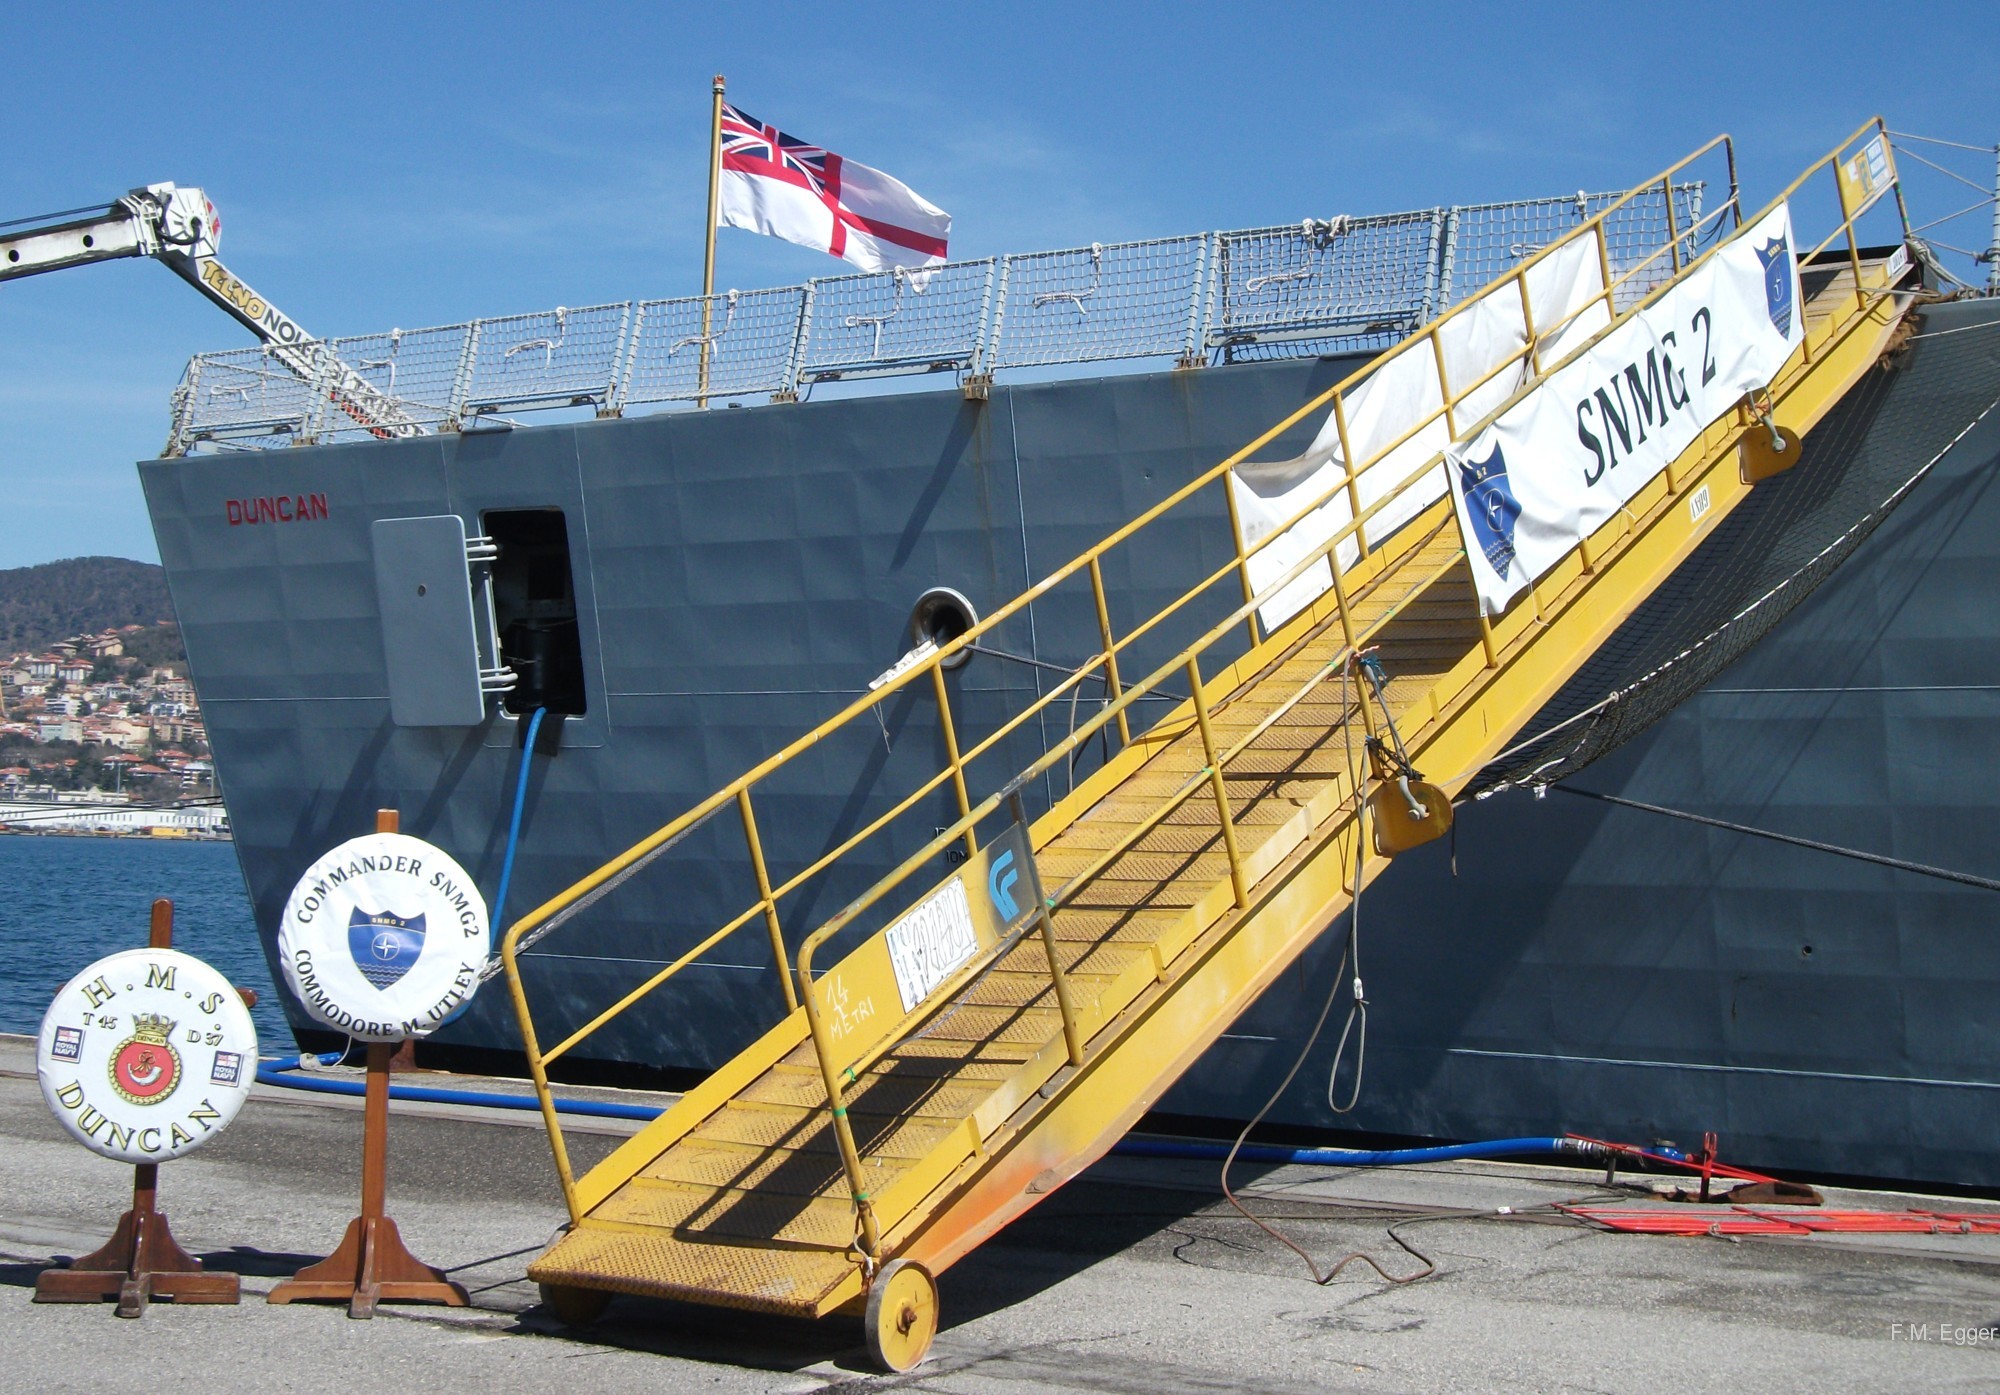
left=252, top=1056, right=1608, bottom=1165
left=1112, top=1136, right=1606, bottom=1167
left=491, top=706, right=546, bottom=937
left=255, top=1053, right=662, bottom=1122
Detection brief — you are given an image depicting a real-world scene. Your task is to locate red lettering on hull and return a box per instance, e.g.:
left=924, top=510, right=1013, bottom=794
left=225, top=494, right=328, bottom=526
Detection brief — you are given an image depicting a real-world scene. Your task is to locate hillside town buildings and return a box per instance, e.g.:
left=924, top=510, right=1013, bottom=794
left=0, top=626, right=214, bottom=816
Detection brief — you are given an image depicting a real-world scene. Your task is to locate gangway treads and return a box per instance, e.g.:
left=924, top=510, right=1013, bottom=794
left=533, top=538, right=1487, bottom=1310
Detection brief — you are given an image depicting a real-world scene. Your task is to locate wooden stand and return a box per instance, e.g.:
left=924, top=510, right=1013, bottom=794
left=267, top=809, right=469, bottom=1319
left=34, top=900, right=241, bottom=1316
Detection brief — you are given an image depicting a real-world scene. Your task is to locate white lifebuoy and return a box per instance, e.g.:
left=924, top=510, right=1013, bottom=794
left=277, top=832, right=489, bottom=1042
left=38, top=947, right=259, bottom=1164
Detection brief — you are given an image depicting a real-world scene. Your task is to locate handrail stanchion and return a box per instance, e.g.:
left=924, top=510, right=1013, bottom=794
left=739, top=787, right=799, bottom=1012
left=1429, top=333, right=1459, bottom=439
left=1594, top=223, right=1618, bottom=319
left=1516, top=268, right=1544, bottom=378
left=1187, top=656, right=1248, bottom=909
left=1664, top=177, right=1683, bottom=274
left=932, top=664, right=978, bottom=861
left=1328, top=548, right=1361, bottom=657
left=1221, top=475, right=1263, bottom=650
left=794, top=968, right=882, bottom=1261
left=1011, top=790, right=1084, bottom=1067
left=1334, top=393, right=1367, bottom=559
left=511, top=966, right=582, bottom=1223
left=1089, top=557, right=1131, bottom=747
left=1474, top=604, right=1500, bottom=669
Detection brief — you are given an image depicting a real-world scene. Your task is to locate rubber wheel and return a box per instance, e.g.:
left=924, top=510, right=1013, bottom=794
left=864, top=1259, right=938, bottom=1372
left=538, top=1281, right=612, bottom=1328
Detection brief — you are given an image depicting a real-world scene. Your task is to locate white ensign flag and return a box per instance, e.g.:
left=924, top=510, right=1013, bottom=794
left=1449, top=203, right=1806, bottom=613
left=718, top=103, right=950, bottom=274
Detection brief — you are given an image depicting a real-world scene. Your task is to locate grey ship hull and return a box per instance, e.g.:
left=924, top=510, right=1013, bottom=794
left=141, top=298, right=2000, bottom=1188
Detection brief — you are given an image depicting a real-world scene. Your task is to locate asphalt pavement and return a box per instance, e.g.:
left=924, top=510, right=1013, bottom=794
left=4, top=1034, right=1998, bottom=1394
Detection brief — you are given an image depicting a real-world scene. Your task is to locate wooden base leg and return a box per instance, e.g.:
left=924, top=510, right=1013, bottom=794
left=34, top=1203, right=240, bottom=1316
left=267, top=1215, right=469, bottom=1319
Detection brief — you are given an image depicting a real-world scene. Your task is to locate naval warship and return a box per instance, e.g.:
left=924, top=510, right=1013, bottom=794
left=140, top=157, right=2000, bottom=1189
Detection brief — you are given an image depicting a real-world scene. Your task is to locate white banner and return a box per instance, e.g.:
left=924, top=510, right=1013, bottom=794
left=1449, top=203, right=1804, bottom=613
left=1230, top=228, right=1609, bottom=630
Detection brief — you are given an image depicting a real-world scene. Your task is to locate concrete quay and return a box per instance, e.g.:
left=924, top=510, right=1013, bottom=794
left=3, top=1033, right=1998, bottom=1393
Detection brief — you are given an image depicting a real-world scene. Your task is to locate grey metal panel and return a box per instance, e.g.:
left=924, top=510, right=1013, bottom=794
left=372, top=515, right=486, bottom=727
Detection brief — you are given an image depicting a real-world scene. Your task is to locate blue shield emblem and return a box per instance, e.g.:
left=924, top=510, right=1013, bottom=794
left=1457, top=442, right=1521, bottom=576
left=348, top=908, right=426, bottom=990
left=1756, top=234, right=1793, bottom=338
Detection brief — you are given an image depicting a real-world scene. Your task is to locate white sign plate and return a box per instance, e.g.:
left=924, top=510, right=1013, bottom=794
left=883, top=877, right=980, bottom=1014
left=38, top=947, right=259, bottom=1164
left=278, top=832, right=489, bottom=1042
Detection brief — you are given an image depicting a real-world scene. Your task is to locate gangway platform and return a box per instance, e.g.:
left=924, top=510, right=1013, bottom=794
left=503, top=121, right=1922, bottom=1368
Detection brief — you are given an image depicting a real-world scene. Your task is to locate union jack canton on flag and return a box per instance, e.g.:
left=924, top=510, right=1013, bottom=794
left=717, top=103, right=951, bottom=275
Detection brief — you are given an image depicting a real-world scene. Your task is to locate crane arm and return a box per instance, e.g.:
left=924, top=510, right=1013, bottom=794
left=1, top=183, right=419, bottom=444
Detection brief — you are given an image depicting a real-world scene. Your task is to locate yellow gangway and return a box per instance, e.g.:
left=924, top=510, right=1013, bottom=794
left=504, top=121, right=1916, bottom=1369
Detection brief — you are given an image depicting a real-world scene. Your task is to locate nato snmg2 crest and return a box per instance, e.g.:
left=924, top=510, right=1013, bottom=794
left=1756, top=232, right=1794, bottom=338
left=1457, top=442, right=1522, bottom=576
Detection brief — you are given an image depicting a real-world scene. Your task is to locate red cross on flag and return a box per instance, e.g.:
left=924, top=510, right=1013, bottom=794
left=718, top=103, right=951, bottom=274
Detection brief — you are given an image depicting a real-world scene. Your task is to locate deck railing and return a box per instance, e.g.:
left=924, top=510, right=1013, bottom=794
left=166, top=187, right=1705, bottom=452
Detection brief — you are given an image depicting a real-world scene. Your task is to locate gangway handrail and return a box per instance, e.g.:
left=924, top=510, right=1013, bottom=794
left=503, top=119, right=1913, bottom=1225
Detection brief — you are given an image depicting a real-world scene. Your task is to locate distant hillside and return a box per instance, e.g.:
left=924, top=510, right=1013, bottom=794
left=0, top=556, right=176, bottom=653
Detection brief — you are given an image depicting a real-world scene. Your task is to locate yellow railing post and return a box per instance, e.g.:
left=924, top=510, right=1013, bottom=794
left=1220, top=473, right=1263, bottom=650
left=1474, top=606, right=1500, bottom=668
left=794, top=972, right=882, bottom=1259
left=1010, top=791, right=1084, bottom=1067
left=1186, top=656, right=1248, bottom=909
left=1840, top=170, right=1867, bottom=317
left=1594, top=223, right=1618, bottom=318
left=1088, top=556, right=1131, bottom=747
left=932, top=662, right=978, bottom=862
left=1333, top=393, right=1367, bottom=560
left=1429, top=333, right=1458, bottom=438
left=738, top=787, right=798, bottom=1012
left=1515, top=268, right=1543, bottom=378
left=1663, top=176, right=1683, bottom=274
left=502, top=939, right=582, bottom=1224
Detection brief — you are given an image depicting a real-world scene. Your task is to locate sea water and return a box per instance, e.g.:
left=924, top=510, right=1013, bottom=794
left=0, top=836, right=290, bottom=1047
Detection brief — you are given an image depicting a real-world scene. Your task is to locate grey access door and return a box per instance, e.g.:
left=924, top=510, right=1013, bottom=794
left=373, top=514, right=489, bottom=726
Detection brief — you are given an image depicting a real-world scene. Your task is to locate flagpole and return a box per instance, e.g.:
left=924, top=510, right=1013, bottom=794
left=700, top=72, right=724, bottom=408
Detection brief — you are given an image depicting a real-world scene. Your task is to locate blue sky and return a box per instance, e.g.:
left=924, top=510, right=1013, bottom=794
left=2, top=1, right=1993, bottom=569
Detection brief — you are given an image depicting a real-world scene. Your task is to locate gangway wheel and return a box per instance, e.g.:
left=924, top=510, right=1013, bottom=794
left=864, top=1259, right=938, bottom=1372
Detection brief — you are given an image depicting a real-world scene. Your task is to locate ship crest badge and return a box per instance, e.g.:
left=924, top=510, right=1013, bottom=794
left=1756, top=233, right=1794, bottom=338
left=109, top=1013, right=182, bottom=1106
left=348, top=907, right=427, bottom=991
left=1457, top=442, right=1521, bottom=576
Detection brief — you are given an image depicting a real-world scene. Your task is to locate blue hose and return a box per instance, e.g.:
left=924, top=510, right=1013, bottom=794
left=255, top=1053, right=663, bottom=1122
left=1113, top=1136, right=1604, bottom=1166
left=252, top=1056, right=1602, bottom=1163
left=491, top=706, right=546, bottom=937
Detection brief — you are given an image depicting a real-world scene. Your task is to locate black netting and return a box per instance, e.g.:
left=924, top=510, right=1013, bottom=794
left=1468, top=297, right=2000, bottom=796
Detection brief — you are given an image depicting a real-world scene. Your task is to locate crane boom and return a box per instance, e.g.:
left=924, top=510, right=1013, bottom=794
left=1, top=183, right=419, bottom=444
